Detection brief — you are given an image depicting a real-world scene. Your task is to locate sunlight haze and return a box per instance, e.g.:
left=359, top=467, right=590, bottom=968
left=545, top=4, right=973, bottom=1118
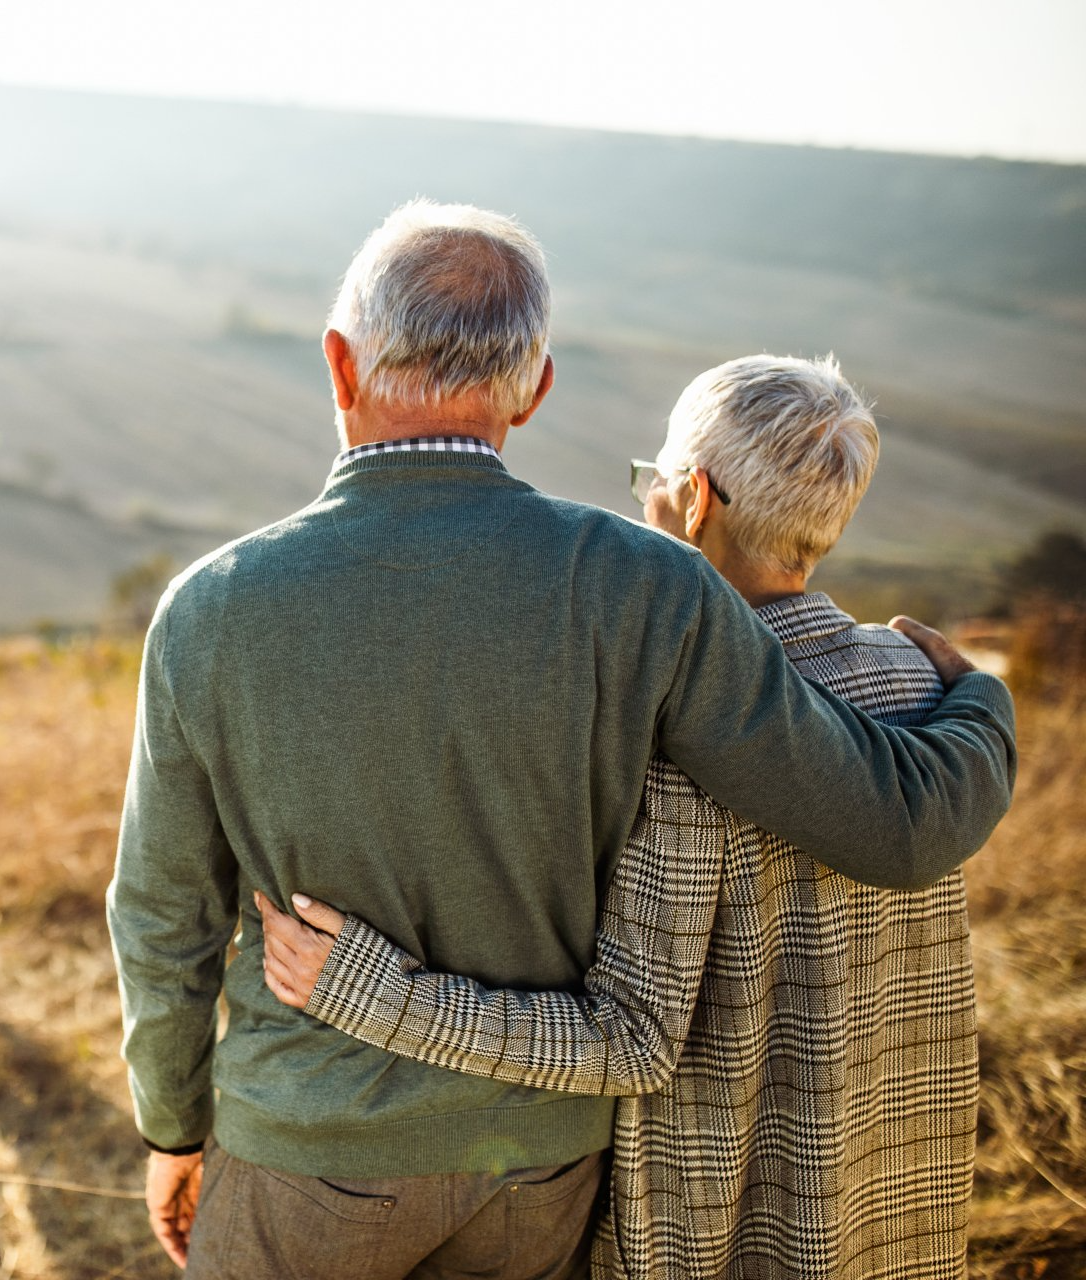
left=4, top=0, right=1085, bottom=162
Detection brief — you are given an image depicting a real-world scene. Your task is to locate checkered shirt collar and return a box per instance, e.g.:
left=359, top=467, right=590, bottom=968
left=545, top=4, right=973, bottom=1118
left=755, top=592, right=856, bottom=645
left=335, top=437, right=501, bottom=467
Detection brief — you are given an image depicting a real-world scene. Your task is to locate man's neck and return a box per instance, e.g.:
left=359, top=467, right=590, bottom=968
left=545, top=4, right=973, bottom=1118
left=341, top=395, right=510, bottom=453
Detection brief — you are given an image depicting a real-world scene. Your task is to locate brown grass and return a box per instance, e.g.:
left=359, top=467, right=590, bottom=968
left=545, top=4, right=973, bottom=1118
left=961, top=604, right=1086, bottom=1279
left=0, top=620, right=1082, bottom=1278
left=0, top=637, right=170, bottom=1280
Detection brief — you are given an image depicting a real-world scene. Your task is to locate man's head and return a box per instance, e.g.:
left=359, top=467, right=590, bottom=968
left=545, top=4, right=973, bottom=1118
left=646, top=354, right=878, bottom=580
left=326, top=200, right=552, bottom=437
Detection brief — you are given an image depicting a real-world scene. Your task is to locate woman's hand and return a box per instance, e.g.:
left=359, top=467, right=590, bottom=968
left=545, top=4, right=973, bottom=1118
left=255, top=890, right=347, bottom=1009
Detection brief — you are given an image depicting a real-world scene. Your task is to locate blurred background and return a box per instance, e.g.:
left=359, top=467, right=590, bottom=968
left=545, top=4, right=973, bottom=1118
left=0, top=2, right=1083, bottom=1276
left=1, top=0, right=1085, bottom=628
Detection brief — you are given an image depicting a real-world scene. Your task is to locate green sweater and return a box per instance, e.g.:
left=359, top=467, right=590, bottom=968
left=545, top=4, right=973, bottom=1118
left=107, top=449, right=1015, bottom=1177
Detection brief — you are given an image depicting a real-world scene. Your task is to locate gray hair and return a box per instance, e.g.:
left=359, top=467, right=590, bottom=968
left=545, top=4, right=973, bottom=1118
left=329, top=199, right=551, bottom=421
left=656, top=354, right=879, bottom=575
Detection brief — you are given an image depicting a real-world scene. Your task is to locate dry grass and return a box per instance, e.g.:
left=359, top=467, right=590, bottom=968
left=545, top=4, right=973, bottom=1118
left=961, top=604, right=1086, bottom=1279
left=0, top=619, right=1082, bottom=1278
left=0, top=637, right=171, bottom=1280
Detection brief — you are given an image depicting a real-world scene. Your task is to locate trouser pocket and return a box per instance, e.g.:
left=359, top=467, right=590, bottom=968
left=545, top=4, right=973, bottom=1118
left=187, top=1149, right=398, bottom=1280
left=503, top=1151, right=607, bottom=1280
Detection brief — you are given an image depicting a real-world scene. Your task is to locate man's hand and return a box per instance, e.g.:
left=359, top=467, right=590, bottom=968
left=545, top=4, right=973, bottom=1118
left=146, top=1149, right=203, bottom=1269
left=889, top=615, right=977, bottom=687
left=256, top=890, right=346, bottom=1009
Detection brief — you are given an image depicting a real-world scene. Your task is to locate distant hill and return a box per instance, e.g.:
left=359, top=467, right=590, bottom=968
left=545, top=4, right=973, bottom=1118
left=1, top=86, right=1084, bottom=628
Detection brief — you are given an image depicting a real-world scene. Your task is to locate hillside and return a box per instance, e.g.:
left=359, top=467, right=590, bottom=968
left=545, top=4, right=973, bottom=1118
left=1, top=87, right=1084, bottom=628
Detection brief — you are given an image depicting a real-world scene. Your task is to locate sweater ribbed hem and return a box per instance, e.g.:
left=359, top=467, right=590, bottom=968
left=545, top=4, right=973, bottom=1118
left=214, top=1093, right=615, bottom=1179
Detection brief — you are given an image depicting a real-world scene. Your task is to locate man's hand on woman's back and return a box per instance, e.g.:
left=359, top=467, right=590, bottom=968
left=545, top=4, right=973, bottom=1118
left=889, top=616, right=977, bottom=687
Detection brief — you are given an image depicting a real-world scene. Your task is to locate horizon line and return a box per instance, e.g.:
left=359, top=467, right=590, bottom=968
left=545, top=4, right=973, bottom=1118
left=3, top=78, right=1084, bottom=171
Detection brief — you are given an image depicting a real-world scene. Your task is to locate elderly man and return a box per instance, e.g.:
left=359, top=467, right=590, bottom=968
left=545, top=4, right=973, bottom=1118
left=261, top=354, right=995, bottom=1278
left=108, top=202, right=1013, bottom=1279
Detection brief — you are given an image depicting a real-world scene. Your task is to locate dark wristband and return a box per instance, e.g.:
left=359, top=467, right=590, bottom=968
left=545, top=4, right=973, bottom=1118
left=142, top=1136, right=205, bottom=1156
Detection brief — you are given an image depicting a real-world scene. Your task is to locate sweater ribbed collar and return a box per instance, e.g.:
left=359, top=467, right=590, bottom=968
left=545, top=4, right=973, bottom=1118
left=326, top=440, right=510, bottom=489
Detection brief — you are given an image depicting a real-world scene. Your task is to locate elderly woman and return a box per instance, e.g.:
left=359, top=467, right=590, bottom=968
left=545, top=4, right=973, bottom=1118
left=260, top=355, right=984, bottom=1280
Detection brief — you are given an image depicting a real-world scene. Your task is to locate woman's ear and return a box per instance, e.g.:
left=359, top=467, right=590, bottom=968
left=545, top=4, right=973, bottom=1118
left=684, top=468, right=713, bottom=540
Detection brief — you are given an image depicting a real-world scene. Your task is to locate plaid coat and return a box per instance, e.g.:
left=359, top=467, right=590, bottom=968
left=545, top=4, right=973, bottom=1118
left=309, top=593, right=977, bottom=1279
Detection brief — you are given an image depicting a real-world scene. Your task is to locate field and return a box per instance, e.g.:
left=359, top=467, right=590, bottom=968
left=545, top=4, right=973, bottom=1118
left=0, top=608, right=1082, bottom=1278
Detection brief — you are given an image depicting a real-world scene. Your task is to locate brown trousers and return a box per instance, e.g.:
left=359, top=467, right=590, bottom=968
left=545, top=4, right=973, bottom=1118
left=185, top=1139, right=605, bottom=1279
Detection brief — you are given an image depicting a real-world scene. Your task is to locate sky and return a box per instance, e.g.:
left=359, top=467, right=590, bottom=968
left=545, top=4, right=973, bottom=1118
left=3, top=0, right=1085, bottom=163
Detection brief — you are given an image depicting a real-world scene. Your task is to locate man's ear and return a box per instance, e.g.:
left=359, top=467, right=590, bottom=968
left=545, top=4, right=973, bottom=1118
left=684, top=468, right=713, bottom=540
left=323, top=329, right=359, bottom=412
left=510, top=354, right=555, bottom=427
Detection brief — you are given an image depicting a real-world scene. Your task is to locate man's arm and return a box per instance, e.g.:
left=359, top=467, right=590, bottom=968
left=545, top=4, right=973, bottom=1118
left=257, top=609, right=1013, bottom=1090
left=106, top=600, right=237, bottom=1229
left=657, top=560, right=1015, bottom=889
left=258, top=757, right=727, bottom=1094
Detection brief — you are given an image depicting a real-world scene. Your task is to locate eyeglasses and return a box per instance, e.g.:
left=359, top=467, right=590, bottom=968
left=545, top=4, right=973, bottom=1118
left=630, top=460, right=730, bottom=508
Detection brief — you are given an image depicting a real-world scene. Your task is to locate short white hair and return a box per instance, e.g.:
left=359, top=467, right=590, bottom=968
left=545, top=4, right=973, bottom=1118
left=656, top=354, right=879, bottom=575
left=329, top=199, right=550, bottom=421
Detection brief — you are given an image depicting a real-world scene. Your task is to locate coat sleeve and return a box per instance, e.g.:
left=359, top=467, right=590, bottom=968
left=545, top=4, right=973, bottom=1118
left=106, top=599, right=238, bottom=1149
left=305, top=756, right=726, bottom=1095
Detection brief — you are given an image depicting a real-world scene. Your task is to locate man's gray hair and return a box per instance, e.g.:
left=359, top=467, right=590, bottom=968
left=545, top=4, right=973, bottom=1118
left=329, top=199, right=551, bottom=421
left=656, top=354, right=879, bottom=575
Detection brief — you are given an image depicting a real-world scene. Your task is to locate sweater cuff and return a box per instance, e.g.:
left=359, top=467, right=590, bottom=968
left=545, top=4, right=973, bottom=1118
left=949, top=669, right=1012, bottom=713
left=142, top=1136, right=205, bottom=1156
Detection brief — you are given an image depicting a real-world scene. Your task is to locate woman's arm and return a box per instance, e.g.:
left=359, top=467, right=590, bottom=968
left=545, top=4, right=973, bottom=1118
left=260, top=756, right=728, bottom=1095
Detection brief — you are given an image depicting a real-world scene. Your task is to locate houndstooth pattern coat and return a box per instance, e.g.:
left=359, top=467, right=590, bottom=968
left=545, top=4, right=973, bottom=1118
left=308, top=593, right=977, bottom=1279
